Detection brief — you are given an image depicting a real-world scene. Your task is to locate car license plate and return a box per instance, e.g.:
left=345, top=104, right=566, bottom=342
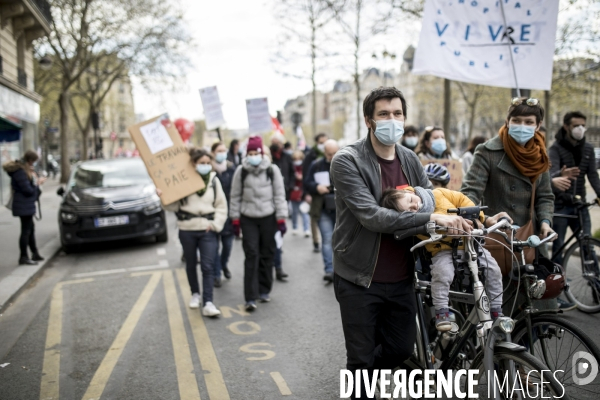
left=94, top=215, right=129, bottom=227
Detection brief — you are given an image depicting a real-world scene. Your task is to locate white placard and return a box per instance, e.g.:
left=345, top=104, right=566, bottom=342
left=314, top=171, right=331, bottom=187
left=412, top=0, right=559, bottom=90
left=139, top=119, right=174, bottom=154
left=199, top=86, right=226, bottom=130
left=246, top=97, right=273, bottom=134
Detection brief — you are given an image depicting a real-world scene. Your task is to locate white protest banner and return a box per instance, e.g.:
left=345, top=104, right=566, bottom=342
left=246, top=97, right=273, bottom=134
left=199, top=86, right=226, bottom=130
left=412, top=0, right=559, bottom=90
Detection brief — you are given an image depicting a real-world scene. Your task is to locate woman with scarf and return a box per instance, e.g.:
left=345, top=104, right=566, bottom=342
left=460, top=97, right=556, bottom=312
left=415, top=126, right=459, bottom=160
left=158, top=148, right=227, bottom=317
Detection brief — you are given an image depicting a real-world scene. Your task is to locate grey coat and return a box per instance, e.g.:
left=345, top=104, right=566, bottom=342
left=229, top=156, right=288, bottom=220
left=460, top=136, right=554, bottom=232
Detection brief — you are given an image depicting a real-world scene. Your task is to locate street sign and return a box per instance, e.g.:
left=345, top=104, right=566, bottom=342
left=246, top=97, right=273, bottom=135
left=199, top=86, right=226, bottom=130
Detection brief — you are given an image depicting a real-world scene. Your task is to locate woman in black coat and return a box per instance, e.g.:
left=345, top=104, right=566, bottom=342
left=2, top=150, right=46, bottom=265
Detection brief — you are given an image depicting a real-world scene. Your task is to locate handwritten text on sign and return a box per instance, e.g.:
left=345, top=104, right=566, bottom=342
left=139, top=119, right=174, bottom=154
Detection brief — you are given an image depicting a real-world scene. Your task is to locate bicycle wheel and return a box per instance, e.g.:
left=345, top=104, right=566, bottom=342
left=462, top=347, right=565, bottom=399
left=512, top=314, right=600, bottom=400
left=563, top=237, right=600, bottom=313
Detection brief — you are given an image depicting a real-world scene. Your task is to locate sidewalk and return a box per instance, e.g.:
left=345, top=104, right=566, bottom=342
left=0, top=178, right=63, bottom=311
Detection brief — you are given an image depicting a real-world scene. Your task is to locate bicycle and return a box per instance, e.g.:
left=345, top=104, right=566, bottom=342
left=394, top=208, right=565, bottom=399
left=501, top=228, right=600, bottom=400
left=550, top=198, right=600, bottom=313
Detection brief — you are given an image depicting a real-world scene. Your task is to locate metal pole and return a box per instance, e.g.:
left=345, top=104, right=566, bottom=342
left=499, top=0, right=520, bottom=97
left=443, top=79, right=451, bottom=136
left=215, top=127, right=222, bottom=142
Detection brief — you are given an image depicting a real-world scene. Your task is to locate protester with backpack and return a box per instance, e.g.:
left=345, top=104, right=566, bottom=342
left=2, top=150, right=46, bottom=265
left=229, top=136, right=288, bottom=311
left=158, top=148, right=228, bottom=317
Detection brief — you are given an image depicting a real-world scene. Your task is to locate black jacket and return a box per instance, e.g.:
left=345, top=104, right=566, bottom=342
left=330, top=136, right=432, bottom=288
left=3, top=161, right=40, bottom=217
left=549, top=128, right=600, bottom=207
left=305, top=158, right=334, bottom=219
left=271, top=151, right=295, bottom=200
left=302, top=146, right=324, bottom=193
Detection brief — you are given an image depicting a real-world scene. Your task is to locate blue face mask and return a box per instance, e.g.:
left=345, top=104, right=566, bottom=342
left=372, top=119, right=404, bottom=146
left=215, top=152, right=227, bottom=163
left=247, top=155, right=262, bottom=166
left=196, top=164, right=212, bottom=176
left=430, top=138, right=447, bottom=156
left=508, top=124, right=536, bottom=145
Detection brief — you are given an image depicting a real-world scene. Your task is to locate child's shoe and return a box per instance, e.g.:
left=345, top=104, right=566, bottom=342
left=435, top=309, right=455, bottom=332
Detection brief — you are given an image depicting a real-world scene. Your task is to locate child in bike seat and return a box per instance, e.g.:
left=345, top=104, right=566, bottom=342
left=381, top=185, right=504, bottom=332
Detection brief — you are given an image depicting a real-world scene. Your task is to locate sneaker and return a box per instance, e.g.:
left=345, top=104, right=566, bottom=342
left=189, top=293, right=201, bottom=309
left=222, top=267, right=232, bottom=280
left=557, top=298, right=577, bottom=311
left=18, top=257, right=37, bottom=265
left=31, top=253, right=45, bottom=261
left=292, top=229, right=298, bottom=236
left=202, top=301, right=221, bottom=317
left=276, top=269, right=288, bottom=281
left=214, top=277, right=222, bottom=288
left=435, top=310, right=455, bottom=332
left=323, top=272, right=334, bottom=283
left=245, top=301, right=257, bottom=312
left=313, top=243, right=320, bottom=253
left=304, top=230, right=311, bottom=238
left=259, top=293, right=271, bottom=303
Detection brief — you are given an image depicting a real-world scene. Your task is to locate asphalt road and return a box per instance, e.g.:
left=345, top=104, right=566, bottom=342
left=1, top=213, right=600, bottom=400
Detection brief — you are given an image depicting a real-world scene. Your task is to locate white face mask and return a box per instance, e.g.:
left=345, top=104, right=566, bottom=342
left=571, top=125, right=586, bottom=141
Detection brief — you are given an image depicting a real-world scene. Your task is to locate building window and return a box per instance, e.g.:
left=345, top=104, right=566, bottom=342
left=0, top=56, right=3, bottom=75
left=17, top=68, right=27, bottom=88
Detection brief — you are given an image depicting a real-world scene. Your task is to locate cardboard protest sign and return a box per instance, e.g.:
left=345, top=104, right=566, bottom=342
left=199, top=86, right=225, bottom=130
left=128, top=114, right=205, bottom=205
left=421, top=159, right=463, bottom=191
left=246, top=97, right=273, bottom=134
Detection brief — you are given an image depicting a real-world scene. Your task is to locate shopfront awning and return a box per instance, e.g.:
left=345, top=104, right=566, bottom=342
left=0, top=116, right=22, bottom=143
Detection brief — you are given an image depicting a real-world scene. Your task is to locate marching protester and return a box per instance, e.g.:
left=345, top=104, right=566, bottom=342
left=211, top=142, right=236, bottom=286
left=3, top=150, right=46, bottom=265
left=415, top=126, right=458, bottom=160
left=400, top=125, right=419, bottom=152
left=330, top=87, right=470, bottom=398
left=159, top=148, right=227, bottom=317
left=290, top=150, right=310, bottom=236
left=227, top=139, right=242, bottom=168
left=461, top=97, right=556, bottom=313
left=303, top=132, right=328, bottom=253
left=229, top=136, right=288, bottom=311
left=305, top=139, right=339, bottom=282
left=461, top=136, right=486, bottom=175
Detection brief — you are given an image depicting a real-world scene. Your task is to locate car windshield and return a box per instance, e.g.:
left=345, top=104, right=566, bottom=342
left=70, top=160, right=152, bottom=189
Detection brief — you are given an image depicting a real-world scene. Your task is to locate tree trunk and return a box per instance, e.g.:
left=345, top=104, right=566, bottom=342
left=544, top=90, right=551, bottom=143
left=311, top=18, right=317, bottom=140
left=467, top=102, right=476, bottom=141
left=59, top=90, right=70, bottom=184
left=354, top=1, right=362, bottom=140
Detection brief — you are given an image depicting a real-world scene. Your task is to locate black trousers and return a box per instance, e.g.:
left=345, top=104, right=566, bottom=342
left=334, top=274, right=417, bottom=399
left=241, top=214, right=277, bottom=302
left=19, top=215, right=38, bottom=259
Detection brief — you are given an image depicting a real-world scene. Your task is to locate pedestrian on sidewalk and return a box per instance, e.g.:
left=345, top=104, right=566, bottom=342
left=229, top=136, right=288, bottom=311
left=305, top=140, right=339, bottom=282
left=290, top=150, right=310, bottom=237
left=2, top=150, right=46, bottom=265
left=158, top=148, right=228, bottom=318
left=303, top=133, right=328, bottom=253
left=211, top=142, right=236, bottom=286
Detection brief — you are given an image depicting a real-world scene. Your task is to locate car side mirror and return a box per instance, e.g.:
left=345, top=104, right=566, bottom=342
left=56, top=187, right=65, bottom=196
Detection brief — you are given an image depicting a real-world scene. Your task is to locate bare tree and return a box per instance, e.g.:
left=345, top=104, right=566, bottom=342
left=273, top=0, right=338, bottom=140
left=456, top=82, right=485, bottom=141
left=37, top=0, right=191, bottom=182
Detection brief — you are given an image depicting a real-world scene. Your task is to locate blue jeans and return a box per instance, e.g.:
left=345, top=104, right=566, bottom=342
left=290, top=200, right=309, bottom=231
left=179, top=230, right=218, bottom=305
left=216, top=233, right=234, bottom=278
left=318, top=210, right=335, bottom=274
left=552, top=205, right=591, bottom=265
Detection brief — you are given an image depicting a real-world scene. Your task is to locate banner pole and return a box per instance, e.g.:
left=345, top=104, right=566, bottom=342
left=499, top=0, right=521, bottom=97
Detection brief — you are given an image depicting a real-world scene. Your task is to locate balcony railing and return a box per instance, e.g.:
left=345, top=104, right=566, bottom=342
left=17, top=68, right=27, bottom=88
left=31, top=0, right=52, bottom=25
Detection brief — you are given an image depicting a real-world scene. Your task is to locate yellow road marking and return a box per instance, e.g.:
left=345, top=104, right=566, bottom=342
left=175, top=268, right=230, bottom=400
left=270, top=372, right=292, bottom=396
left=40, top=278, right=94, bottom=400
left=227, top=320, right=261, bottom=335
left=163, top=270, right=201, bottom=400
left=81, top=272, right=162, bottom=400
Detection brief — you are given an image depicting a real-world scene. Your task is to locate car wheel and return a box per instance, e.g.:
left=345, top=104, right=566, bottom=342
left=156, top=230, right=168, bottom=243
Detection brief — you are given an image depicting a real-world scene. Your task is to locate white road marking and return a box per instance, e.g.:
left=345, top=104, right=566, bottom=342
left=159, top=259, right=169, bottom=267
left=72, top=263, right=170, bottom=278
left=157, top=248, right=166, bottom=256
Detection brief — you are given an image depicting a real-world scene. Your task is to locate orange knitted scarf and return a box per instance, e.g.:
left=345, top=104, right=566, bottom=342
left=499, top=125, right=549, bottom=183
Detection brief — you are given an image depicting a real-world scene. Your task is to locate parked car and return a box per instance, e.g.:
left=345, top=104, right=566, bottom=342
left=57, top=158, right=167, bottom=252
left=595, top=147, right=600, bottom=169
